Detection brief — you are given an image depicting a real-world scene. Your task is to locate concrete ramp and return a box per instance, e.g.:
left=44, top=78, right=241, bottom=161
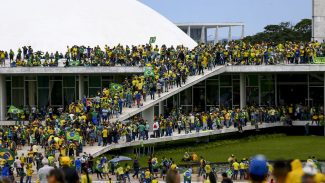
left=85, top=122, right=285, bottom=157
left=111, top=65, right=226, bottom=122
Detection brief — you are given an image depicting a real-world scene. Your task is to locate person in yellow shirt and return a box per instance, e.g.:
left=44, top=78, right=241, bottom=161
left=239, top=160, right=246, bottom=180
left=19, top=153, right=26, bottom=167
left=232, top=160, right=240, bottom=180
left=26, top=164, right=34, bottom=183
left=116, top=166, right=124, bottom=181
left=144, top=169, right=151, bottom=183
left=151, top=177, right=159, bottom=183
left=81, top=167, right=92, bottom=183
left=204, top=164, right=211, bottom=180
left=102, top=128, right=108, bottom=146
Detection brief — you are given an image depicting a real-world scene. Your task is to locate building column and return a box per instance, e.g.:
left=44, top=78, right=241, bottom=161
left=78, top=75, right=84, bottom=100
left=323, top=72, right=325, bottom=136
left=275, top=74, right=278, bottom=106
left=228, top=26, right=232, bottom=42
left=142, top=106, right=154, bottom=131
left=187, top=26, right=191, bottom=36
left=28, top=81, right=36, bottom=106
left=241, top=25, right=245, bottom=39
left=0, top=75, right=7, bottom=121
left=200, top=26, right=206, bottom=43
left=240, top=73, right=246, bottom=109
left=214, top=26, right=219, bottom=44
left=158, top=101, right=164, bottom=116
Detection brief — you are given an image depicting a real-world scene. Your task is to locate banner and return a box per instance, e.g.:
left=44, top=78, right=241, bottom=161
left=314, top=57, right=325, bottom=64
left=0, top=148, right=15, bottom=165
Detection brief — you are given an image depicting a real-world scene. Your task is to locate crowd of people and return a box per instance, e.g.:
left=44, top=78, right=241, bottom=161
left=0, top=41, right=325, bottom=182
left=1, top=41, right=325, bottom=67
left=5, top=103, right=324, bottom=157
left=0, top=152, right=323, bottom=183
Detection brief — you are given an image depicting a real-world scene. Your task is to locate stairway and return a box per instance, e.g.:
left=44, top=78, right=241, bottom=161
left=110, top=65, right=226, bottom=122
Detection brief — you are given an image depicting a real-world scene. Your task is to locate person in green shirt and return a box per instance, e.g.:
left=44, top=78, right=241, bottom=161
left=138, top=123, right=145, bottom=140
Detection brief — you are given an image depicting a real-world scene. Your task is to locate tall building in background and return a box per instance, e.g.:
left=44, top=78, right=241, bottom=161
left=313, top=0, right=325, bottom=42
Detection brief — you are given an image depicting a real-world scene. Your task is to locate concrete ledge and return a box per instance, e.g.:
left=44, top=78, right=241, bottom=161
left=2, top=64, right=325, bottom=75
left=225, top=64, right=325, bottom=73
left=89, top=121, right=315, bottom=157
left=0, top=66, right=144, bottom=75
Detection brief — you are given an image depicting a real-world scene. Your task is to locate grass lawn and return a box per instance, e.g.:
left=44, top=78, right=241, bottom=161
left=128, top=134, right=325, bottom=166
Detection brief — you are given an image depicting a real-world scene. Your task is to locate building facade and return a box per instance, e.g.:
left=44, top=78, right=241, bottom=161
left=177, top=23, right=245, bottom=44
left=313, top=0, right=325, bottom=42
left=1, top=66, right=325, bottom=121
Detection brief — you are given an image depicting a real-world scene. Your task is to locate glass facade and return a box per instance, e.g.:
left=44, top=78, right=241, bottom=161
left=3, top=73, right=325, bottom=112
left=5, top=74, right=131, bottom=108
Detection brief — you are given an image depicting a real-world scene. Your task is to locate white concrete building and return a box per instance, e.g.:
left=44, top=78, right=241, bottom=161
left=177, top=22, right=245, bottom=44
left=0, top=0, right=197, bottom=52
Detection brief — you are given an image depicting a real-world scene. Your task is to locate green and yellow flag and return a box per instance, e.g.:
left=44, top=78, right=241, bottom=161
left=110, top=83, right=123, bottom=94
left=144, top=67, right=154, bottom=78
left=0, top=148, right=15, bottom=165
left=66, top=131, right=81, bottom=141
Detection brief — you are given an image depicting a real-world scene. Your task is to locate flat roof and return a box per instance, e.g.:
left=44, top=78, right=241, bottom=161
left=176, top=22, right=245, bottom=28
left=1, top=64, right=325, bottom=75
left=0, top=66, right=144, bottom=75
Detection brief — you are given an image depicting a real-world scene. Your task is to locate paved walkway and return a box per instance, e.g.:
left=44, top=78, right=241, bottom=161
left=17, top=121, right=314, bottom=158
left=13, top=172, right=248, bottom=183
left=17, top=121, right=315, bottom=158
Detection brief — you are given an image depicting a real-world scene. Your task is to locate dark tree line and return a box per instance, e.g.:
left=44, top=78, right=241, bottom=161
left=243, top=19, right=312, bottom=44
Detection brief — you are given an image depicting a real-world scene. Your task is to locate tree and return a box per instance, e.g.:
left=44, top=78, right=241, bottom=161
left=294, top=19, right=312, bottom=34
left=243, top=19, right=311, bottom=43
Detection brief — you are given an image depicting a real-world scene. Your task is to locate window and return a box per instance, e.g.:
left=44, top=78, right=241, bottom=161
left=63, top=76, right=75, bottom=87
left=38, top=76, right=49, bottom=87
left=12, top=76, right=24, bottom=87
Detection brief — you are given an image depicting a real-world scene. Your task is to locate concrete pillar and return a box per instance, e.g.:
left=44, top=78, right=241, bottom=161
left=187, top=26, right=191, bottom=36
left=142, top=106, right=154, bottom=132
left=228, top=26, right=232, bottom=42
left=275, top=74, right=278, bottom=106
left=78, top=75, right=84, bottom=100
left=323, top=72, right=325, bottom=136
left=200, top=26, right=206, bottom=43
left=241, top=25, right=245, bottom=39
left=0, top=75, right=7, bottom=121
left=240, top=73, right=246, bottom=109
left=28, top=81, right=36, bottom=106
left=313, top=0, right=325, bottom=42
left=158, top=101, right=164, bottom=116
left=214, top=26, right=219, bottom=44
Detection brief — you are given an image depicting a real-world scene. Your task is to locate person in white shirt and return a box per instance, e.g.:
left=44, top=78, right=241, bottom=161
left=14, top=157, right=21, bottom=176
left=38, top=159, right=54, bottom=183
left=153, top=121, right=160, bottom=138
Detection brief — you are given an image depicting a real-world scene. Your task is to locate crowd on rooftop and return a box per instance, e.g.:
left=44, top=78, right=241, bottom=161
left=0, top=41, right=325, bottom=182
left=1, top=41, right=325, bottom=67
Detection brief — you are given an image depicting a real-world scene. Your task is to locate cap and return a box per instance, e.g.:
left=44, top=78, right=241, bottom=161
left=303, top=162, right=318, bottom=176
left=249, top=155, right=268, bottom=177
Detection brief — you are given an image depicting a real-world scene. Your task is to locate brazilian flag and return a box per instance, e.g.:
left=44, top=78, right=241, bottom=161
left=144, top=67, right=154, bottom=78
left=110, top=83, right=123, bottom=94
left=66, top=131, right=81, bottom=141
left=69, top=60, right=81, bottom=66
left=0, top=148, right=15, bottom=165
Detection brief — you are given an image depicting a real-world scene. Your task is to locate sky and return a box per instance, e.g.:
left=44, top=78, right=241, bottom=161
left=140, top=0, right=311, bottom=39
